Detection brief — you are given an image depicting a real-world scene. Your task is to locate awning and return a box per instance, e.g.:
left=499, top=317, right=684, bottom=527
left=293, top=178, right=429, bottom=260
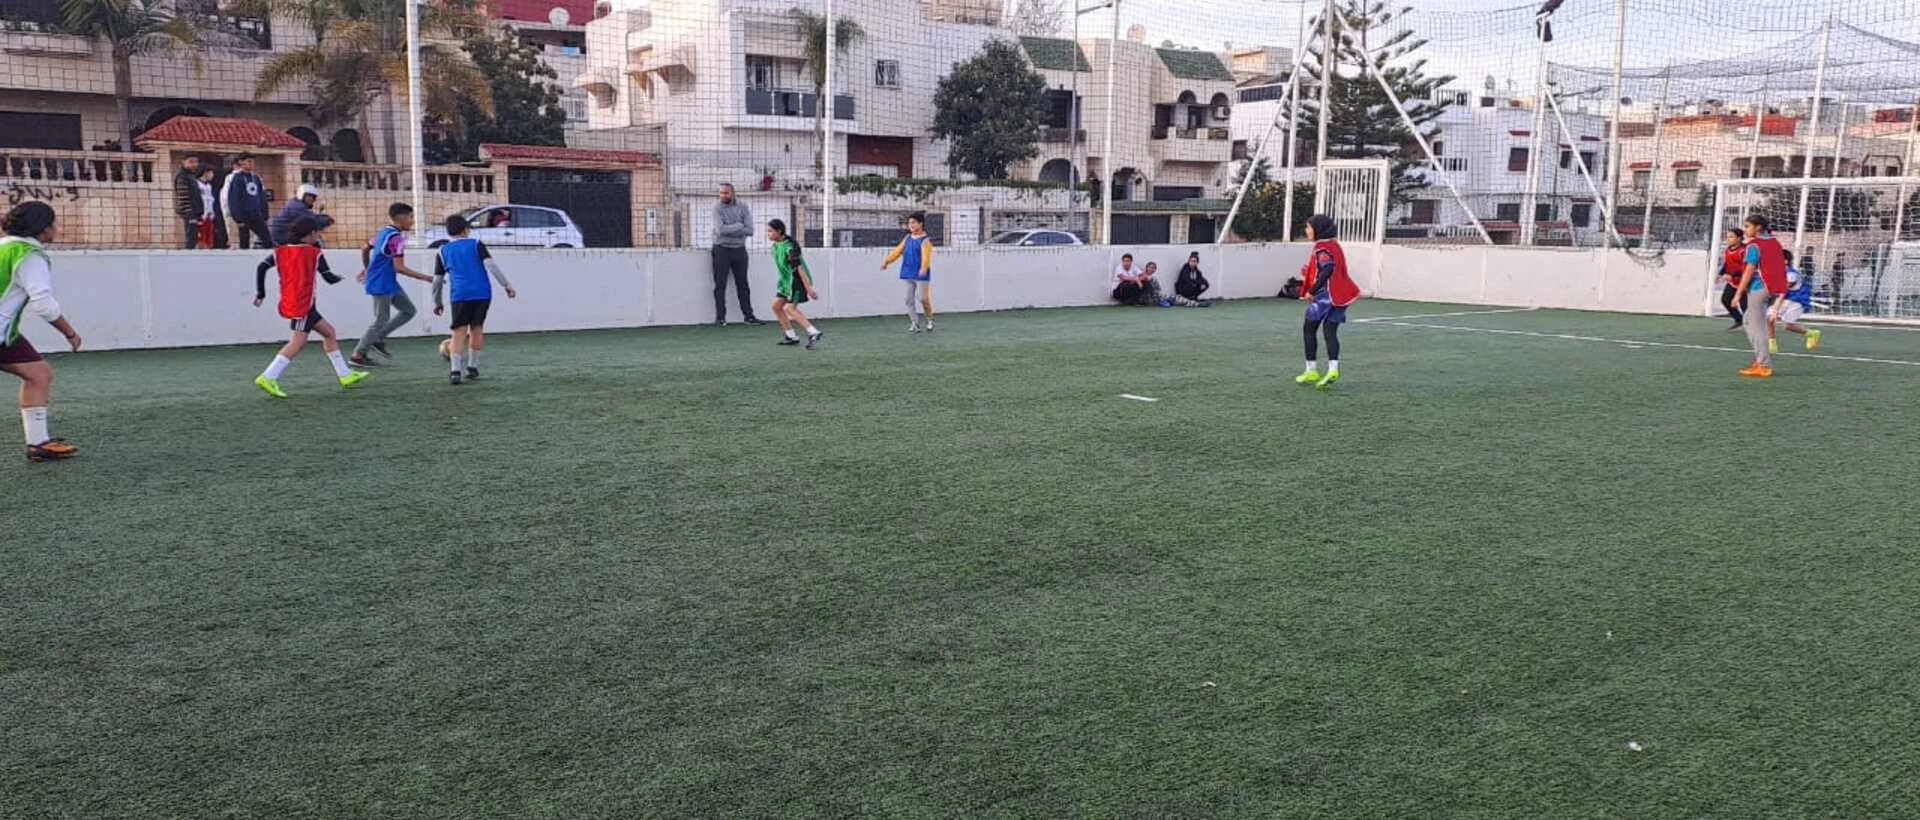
left=574, top=66, right=617, bottom=93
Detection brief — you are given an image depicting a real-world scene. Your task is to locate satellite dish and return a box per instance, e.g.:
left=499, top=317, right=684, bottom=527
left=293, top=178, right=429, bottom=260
left=593, top=0, right=612, bottom=18
left=549, top=6, right=571, bottom=26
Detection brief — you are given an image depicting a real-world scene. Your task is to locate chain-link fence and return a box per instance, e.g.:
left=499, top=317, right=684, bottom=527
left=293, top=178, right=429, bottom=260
left=0, top=0, right=1914, bottom=252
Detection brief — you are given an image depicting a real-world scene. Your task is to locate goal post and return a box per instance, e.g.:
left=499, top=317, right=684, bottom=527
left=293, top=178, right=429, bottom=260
left=1710, top=177, right=1920, bottom=325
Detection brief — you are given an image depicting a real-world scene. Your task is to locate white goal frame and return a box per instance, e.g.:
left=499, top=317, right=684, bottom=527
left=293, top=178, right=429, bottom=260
left=1708, top=176, right=1920, bottom=326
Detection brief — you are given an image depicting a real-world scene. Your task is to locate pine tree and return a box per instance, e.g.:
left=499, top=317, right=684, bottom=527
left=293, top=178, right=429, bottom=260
left=1297, top=1, right=1454, bottom=205
left=1228, top=158, right=1314, bottom=242
left=1007, top=0, right=1064, bottom=37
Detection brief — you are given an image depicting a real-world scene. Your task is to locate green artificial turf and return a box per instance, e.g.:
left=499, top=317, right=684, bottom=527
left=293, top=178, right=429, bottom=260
left=5, top=300, right=1919, bottom=818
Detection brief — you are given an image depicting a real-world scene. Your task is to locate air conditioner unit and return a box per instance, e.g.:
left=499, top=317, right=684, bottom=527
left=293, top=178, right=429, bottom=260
left=1212, top=105, right=1232, bottom=119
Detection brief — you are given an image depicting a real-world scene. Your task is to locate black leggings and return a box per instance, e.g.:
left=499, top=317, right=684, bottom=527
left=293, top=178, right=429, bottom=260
left=1304, top=318, right=1341, bottom=361
left=1720, top=283, right=1744, bottom=325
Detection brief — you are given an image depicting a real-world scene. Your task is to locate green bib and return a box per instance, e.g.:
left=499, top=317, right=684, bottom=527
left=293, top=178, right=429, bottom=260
left=0, top=238, right=49, bottom=344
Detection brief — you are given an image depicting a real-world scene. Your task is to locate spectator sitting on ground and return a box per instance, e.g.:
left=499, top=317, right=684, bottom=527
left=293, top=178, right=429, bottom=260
left=1173, top=252, right=1212, bottom=307
left=1111, top=255, right=1163, bottom=306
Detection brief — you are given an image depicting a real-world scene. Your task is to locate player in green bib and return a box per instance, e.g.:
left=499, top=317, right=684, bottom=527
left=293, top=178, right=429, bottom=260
left=0, top=202, right=85, bottom=462
left=767, top=219, right=824, bottom=349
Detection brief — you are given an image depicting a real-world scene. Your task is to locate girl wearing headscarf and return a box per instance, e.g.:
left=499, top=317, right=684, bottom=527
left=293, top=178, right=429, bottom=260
left=1295, top=214, right=1360, bottom=391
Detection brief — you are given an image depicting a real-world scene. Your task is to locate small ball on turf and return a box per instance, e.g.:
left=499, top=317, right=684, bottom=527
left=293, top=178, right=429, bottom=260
left=438, top=338, right=452, bottom=360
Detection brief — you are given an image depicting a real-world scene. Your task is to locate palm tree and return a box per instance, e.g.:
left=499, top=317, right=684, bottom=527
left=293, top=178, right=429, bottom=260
left=60, top=0, right=242, bottom=152
left=789, top=9, right=863, bottom=184
left=246, top=0, right=492, bottom=163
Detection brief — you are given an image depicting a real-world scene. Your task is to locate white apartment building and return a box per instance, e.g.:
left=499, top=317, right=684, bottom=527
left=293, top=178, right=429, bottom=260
left=1406, top=90, right=1612, bottom=243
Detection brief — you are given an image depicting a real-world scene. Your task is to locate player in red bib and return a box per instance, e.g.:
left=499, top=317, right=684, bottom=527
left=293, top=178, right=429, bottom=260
left=250, top=215, right=369, bottom=398
left=1295, top=214, right=1361, bottom=391
left=1730, top=214, right=1789, bottom=378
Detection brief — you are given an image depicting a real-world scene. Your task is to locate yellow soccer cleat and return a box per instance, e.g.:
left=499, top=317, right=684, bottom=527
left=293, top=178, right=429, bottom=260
left=1806, top=328, right=1823, bottom=351
left=339, top=371, right=370, bottom=388
left=1295, top=369, right=1320, bottom=385
left=255, top=375, right=288, bottom=399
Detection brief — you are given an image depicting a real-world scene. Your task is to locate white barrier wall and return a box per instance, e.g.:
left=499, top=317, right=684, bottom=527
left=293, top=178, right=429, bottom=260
left=18, top=242, right=1703, bottom=352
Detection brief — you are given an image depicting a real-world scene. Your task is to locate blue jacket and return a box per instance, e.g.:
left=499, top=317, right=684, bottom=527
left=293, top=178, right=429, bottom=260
left=224, top=170, right=269, bottom=221
left=270, top=198, right=334, bottom=245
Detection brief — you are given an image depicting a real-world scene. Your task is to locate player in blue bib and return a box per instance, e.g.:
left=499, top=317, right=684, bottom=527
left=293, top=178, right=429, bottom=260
left=1767, top=249, right=1824, bottom=354
left=351, top=203, right=432, bottom=367
left=431, top=214, right=517, bottom=385
left=881, top=211, right=936, bottom=333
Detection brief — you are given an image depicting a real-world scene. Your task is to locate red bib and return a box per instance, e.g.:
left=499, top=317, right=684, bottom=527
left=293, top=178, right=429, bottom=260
left=274, top=244, right=325, bottom=319
left=1751, top=235, right=1788, bottom=296
left=1301, top=240, right=1361, bottom=307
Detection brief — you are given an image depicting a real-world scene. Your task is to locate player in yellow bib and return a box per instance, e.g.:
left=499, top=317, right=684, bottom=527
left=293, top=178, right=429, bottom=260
left=0, top=203, right=85, bottom=462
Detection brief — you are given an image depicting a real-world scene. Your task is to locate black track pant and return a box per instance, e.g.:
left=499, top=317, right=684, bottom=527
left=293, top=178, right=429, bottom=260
left=1304, top=318, right=1341, bottom=362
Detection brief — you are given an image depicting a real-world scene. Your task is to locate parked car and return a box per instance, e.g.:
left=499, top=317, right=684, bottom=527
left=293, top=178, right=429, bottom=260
left=425, top=205, right=585, bottom=249
left=988, top=229, right=1085, bottom=248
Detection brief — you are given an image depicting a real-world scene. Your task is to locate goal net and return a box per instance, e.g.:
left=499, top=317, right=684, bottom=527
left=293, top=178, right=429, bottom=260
left=1713, top=177, right=1920, bottom=323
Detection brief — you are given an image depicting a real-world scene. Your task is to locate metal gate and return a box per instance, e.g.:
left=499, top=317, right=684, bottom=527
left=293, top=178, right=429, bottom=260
left=507, top=168, right=633, bottom=248
left=1314, top=159, right=1390, bottom=244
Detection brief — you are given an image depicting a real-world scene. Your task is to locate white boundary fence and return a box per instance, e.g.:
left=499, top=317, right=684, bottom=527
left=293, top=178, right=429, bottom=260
left=19, top=245, right=1710, bottom=352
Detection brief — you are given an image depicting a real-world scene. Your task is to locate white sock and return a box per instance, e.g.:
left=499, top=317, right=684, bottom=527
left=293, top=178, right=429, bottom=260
left=468, top=350, right=480, bottom=369
left=805, top=323, right=819, bottom=335
left=1305, top=360, right=1317, bottom=373
left=450, top=353, right=463, bottom=373
left=784, top=329, right=798, bottom=340
left=21, top=407, right=48, bottom=446
left=326, top=350, right=351, bottom=378
left=1329, top=359, right=1340, bottom=372
left=263, top=355, right=292, bottom=380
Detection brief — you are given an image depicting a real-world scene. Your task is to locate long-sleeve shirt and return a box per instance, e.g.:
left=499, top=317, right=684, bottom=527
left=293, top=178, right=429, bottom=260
left=223, top=170, right=269, bottom=221
left=256, top=247, right=339, bottom=301
left=1175, top=263, right=1209, bottom=300
left=0, top=237, right=61, bottom=343
left=712, top=200, right=752, bottom=249
left=432, top=237, right=513, bottom=309
left=173, top=168, right=206, bottom=220
left=882, top=233, right=933, bottom=281
left=269, top=199, right=335, bottom=245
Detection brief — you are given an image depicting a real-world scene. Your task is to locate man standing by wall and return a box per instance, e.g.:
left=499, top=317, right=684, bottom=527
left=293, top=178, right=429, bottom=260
left=171, top=156, right=205, bottom=249
left=223, top=154, right=273, bottom=250
left=710, top=184, right=763, bottom=326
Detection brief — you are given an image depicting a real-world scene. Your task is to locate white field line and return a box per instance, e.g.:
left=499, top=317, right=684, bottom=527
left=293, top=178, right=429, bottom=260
left=1354, top=307, right=1541, bottom=324
left=1120, top=394, right=1160, bottom=403
left=1376, top=320, right=1920, bottom=368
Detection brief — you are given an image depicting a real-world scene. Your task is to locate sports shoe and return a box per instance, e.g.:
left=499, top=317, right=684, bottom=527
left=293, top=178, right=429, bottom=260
left=1806, top=328, right=1823, bottom=351
left=1768, top=337, right=1779, bottom=354
left=466, top=367, right=480, bottom=381
left=777, top=336, right=801, bottom=346
left=1295, top=370, right=1320, bottom=385
left=255, top=375, right=289, bottom=399
left=449, top=371, right=463, bottom=385
left=349, top=353, right=381, bottom=368
left=26, top=439, right=78, bottom=462
left=1316, top=369, right=1341, bottom=391
left=339, top=371, right=370, bottom=388
left=1726, top=324, right=1743, bottom=333
left=372, top=342, right=394, bottom=360
left=925, top=319, right=936, bottom=332
left=908, top=321, right=922, bottom=333
left=743, top=317, right=767, bottom=326
left=1739, top=365, right=1773, bottom=378
left=708, top=320, right=728, bottom=328
left=806, top=330, right=825, bottom=349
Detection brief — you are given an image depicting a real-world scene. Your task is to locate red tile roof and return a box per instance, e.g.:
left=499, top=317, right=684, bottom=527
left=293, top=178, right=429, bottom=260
left=479, top=143, right=661, bottom=167
left=136, top=116, right=308, bottom=149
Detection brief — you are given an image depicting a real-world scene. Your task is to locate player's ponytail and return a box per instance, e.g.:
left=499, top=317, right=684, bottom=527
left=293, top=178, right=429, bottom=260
left=3, top=201, right=56, bottom=239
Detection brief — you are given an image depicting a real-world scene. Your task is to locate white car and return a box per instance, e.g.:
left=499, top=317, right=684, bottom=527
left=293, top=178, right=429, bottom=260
left=426, top=205, right=585, bottom=249
left=988, top=229, right=1086, bottom=248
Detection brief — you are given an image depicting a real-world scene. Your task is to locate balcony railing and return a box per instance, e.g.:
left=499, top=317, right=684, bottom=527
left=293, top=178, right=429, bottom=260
left=1, top=149, right=156, bottom=184
left=743, top=88, right=855, bottom=121
left=1040, top=126, right=1086, bottom=144
left=1153, top=126, right=1231, bottom=141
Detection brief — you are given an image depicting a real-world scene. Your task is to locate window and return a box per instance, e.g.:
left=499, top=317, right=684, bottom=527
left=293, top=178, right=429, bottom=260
left=1579, top=152, right=1596, bottom=172
left=1632, top=170, right=1651, bottom=190
left=0, top=111, right=82, bottom=150
left=563, top=91, right=589, bottom=122
left=1675, top=169, right=1700, bottom=189
left=1507, top=147, right=1530, bottom=173
left=1535, top=203, right=1553, bottom=223
left=511, top=207, right=564, bottom=228
left=1570, top=203, right=1593, bottom=227
left=747, top=56, right=780, bottom=90
left=1432, top=140, right=1445, bottom=156
left=1410, top=199, right=1438, bottom=224
left=1479, top=96, right=1497, bottom=108
left=1559, top=150, right=1572, bottom=169
left=874, top=59, right=900, bottom=89
left=1496, top=203, right=1521, bottom=222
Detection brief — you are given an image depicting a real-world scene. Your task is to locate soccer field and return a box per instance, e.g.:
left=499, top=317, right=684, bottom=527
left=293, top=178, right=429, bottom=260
left=6, top=299, right=1919, bottom=817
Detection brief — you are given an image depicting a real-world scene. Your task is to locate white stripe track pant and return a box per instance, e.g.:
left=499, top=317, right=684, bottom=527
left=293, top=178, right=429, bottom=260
left=904, top=281, right=932, bottom=322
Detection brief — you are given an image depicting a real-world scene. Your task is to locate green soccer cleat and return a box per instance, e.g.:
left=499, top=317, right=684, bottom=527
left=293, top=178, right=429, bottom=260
left=1768, top=337, right=1779, bottom=354
left=254, top=375, right=288, bottom=399
left=1295, top=369, right=1320, bottom=385
left=339, top=371, right=370, bottom=388
left=1316, top=369, right=1341, bottom=391
left=1806, top=328, right=1823, bottom=351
